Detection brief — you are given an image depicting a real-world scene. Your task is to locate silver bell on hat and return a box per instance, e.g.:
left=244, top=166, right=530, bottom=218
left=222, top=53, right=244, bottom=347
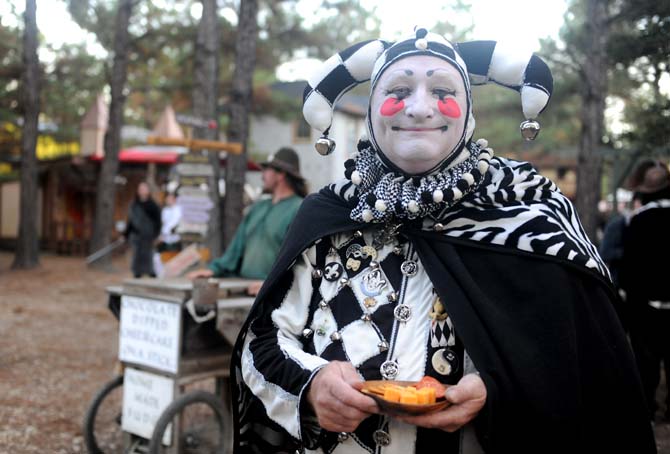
left=315, top=135, right=336, bottom=156
left=520, top=120, right=541, bottom=141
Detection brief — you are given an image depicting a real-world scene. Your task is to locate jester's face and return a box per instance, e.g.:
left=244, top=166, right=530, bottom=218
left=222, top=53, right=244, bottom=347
left=369, top=56, right=468, bottom=175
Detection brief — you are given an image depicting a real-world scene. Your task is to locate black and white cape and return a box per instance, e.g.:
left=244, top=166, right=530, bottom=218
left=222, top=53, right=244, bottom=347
left=231, top=157, right=655, bottom=454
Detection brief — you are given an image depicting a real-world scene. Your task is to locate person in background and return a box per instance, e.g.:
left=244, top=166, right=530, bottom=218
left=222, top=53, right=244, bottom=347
left=158, top=192, right=183, bottom=253
left=187, top=147, right=307, bottom=295
left=124, top=181, right=161, bottom=278
left=621, top=159, right=670, bottom=421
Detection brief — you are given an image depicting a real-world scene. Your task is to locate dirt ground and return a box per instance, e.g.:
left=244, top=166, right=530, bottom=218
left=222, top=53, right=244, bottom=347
left=0, top=251, right=669, bottom=453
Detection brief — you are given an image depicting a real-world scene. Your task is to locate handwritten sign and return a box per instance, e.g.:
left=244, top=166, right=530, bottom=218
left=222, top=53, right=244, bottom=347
left=122, top=368, right=174, bottom=445
left=119, top=296, right=181, bottom=374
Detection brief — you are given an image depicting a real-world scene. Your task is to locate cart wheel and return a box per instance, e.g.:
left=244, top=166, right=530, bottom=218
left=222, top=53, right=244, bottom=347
left=83, top=375, right=124, bottom=454
left=148, top=390, right=226, bottom=454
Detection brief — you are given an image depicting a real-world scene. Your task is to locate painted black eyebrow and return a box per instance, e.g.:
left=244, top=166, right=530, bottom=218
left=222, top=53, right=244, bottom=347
left=426, top=68, right=452, bottom=77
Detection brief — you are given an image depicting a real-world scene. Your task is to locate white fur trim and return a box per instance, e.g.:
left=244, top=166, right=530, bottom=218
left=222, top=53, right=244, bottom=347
left=432, top=189, right=444, bottom=203
left=478, top=159, right=490, bottom=174
left=476, top=138, right=488, bottom=148
left=415, top=38, right=428, bottom=50
left=463, top=172, right=475, bottom=186
left=452, top=187, right=463, bottom=200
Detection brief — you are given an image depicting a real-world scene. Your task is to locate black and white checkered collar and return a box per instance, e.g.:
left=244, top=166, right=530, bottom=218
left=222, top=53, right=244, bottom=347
left=342, top=139, right=494, bottom=224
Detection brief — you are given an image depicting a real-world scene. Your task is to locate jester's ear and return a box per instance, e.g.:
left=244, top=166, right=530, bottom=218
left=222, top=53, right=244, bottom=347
left=302, top=40, right=388, bottom=135
left=457, top=40, right=553, bottom=139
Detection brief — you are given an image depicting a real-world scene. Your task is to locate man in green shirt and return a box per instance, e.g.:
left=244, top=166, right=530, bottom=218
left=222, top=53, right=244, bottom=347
left=187, top=147, right=307, bottom=293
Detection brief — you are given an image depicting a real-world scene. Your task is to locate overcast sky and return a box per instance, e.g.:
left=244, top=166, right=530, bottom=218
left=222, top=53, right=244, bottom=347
left=1, top=0, right=568, bottom=80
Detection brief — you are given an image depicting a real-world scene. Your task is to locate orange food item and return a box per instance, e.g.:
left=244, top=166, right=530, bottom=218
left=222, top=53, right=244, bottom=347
left=416, top=387, right=436, bottom=404
left=383, top=386, right=402, bottom=402
left=362, top=378, right=443, bottom=405
left=399, top=389, right=419, bottom=404
left=416, top=376, right=446, bottom=395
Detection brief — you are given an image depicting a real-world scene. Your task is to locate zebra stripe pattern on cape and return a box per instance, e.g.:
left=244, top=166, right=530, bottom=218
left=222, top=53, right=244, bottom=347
left=329, top=156, right=610, bottom=280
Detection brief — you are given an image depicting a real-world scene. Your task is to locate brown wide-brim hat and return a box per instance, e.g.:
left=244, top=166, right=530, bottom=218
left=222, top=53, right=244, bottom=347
left=635, top=164, right=670, bottom=194
left=260, top=147, right=304, bottom=181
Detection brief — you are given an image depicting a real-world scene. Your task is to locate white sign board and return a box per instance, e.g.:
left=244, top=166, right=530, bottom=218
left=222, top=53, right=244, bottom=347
left=122, top=368, right=174, bottom=445
left=119, top=296, right=181, bottom=374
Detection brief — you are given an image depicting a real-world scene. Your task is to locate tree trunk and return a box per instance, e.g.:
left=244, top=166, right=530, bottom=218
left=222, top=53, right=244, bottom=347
left=193, top=0, right=222, bottom=257
left=89, top=0, right=134, bottom=268
left=12, top=0, right=40, bottom=270
left=575, top=0, right=608, bottom=242
left=224, top=0, right=258, bottom=246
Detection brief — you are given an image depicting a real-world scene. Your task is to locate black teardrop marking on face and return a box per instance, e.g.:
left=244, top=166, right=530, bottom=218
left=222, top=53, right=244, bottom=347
left=404, top=69, right=414, bottom=76
left=427, top=69, right=434, bottom=77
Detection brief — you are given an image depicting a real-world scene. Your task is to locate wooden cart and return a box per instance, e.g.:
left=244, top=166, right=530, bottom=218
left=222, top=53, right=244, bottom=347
left=84, top=278, right=254, bottom=454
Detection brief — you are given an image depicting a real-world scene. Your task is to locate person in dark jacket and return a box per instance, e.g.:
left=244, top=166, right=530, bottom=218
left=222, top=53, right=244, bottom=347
left=621, top=160, right=670, bottom=421
left=229, top=28, right=655, bottom=454
left=124, top=181, right=161, bottom=278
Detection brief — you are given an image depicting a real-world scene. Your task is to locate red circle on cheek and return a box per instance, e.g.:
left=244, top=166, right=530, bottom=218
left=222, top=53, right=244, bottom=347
left=438, top=98, right=461, bottom=118
left=380, top=98, right=405, bottom=116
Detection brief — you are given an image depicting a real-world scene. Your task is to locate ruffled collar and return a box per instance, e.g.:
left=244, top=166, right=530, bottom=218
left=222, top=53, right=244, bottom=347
left=345, top=139, right=494, bottom=224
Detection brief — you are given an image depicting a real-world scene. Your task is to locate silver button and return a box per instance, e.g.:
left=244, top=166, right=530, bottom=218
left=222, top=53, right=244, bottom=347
left=302, top=328, right=313, bottom=337
left=319, top=300, right=329, bottom=310
left=387, top=291, right=398, bottom=302
left=339, top=277, right=350, bottom=286
left=378, top=341, right=389, bottom=352
left=380, top=360, right=398, bottom=379
left=373, top=429, right=391, bottom=446
left=400, top=260, right=418, bottom=277
left=393, top=304, right=412, bottom=322
left=312, top=269, right=323, bottom=279
left=361, top=313, right=371, bottom=322
left=338, top=432, right=349, bottom=442
left=330, top=331, right=342, bottom=342
left=369, top=260, right=379, bottom=269
left=433, top=222, right=445, bottom=231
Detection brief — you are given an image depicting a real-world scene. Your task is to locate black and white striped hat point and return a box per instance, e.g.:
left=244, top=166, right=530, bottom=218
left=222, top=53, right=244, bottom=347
left=303, top=27, right=553, bottom=156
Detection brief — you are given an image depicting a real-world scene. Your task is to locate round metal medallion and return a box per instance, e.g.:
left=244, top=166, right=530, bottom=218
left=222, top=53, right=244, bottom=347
left=400, top=260, right=418, bottom=277
left=323, top=262, right=344, bottom=282
left=380, top=360, right=399, bottom=380
left=373, top=429, right=391, bottom=446
left=393, top=304, right=412, bottom=322
left=337, top=432, right=349, bottom=442
left=431, top=348, right=459, bottom=376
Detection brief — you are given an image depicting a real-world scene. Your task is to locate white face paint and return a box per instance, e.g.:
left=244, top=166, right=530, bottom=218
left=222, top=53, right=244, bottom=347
left=369, top=56, right=468, bottom=175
